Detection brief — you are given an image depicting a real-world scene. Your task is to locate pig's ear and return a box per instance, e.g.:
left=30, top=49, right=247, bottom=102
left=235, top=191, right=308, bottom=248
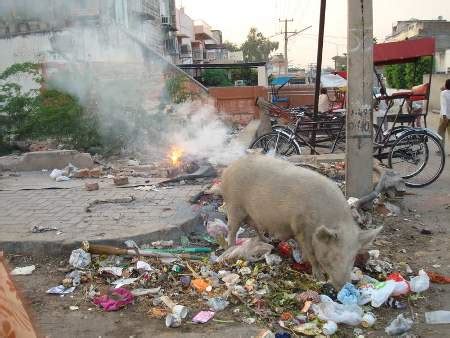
left=358, top=227, right=383, bottom=248
left=315, top=225, right=339, bottom=242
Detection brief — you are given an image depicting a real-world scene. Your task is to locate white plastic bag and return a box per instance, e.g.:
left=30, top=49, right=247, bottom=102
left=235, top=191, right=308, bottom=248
left=370, top=280, right=396, bottom=308
left=312, top=300, right=363, bottom=326
left=49, top=169, right=64, bottom=180
left=409, top=269, right=430, bottom=293
left=217, top=237, right=273, bottom=262
left=385, top=314, right=413, bottom=336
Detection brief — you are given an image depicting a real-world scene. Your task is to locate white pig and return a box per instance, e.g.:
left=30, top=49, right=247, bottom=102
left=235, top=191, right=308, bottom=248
left=220, top=154, right=382, bottom=288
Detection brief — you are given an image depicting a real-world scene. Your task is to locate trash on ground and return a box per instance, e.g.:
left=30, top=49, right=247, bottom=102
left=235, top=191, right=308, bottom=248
left=217, top=237, right=273, bottom=262
left=46, top=285, right=76, bottom=295
left=192, top=310, right=215, bottom=324
left=409, top=269, right=430, bottom=293
left=425, top=310, right=450, bottom=324
left=111, top=277, right=139, bottom=288
left=385, top=314, right=413, bottom=336
left=10, top=265, right=36, bottom=275
left=31, top=225, right=58, bottom=233
left=131, top=287, right=161, bottom=296
left=69, top=248, right=91, bottom=269
left=93, top=287, right=134, bottom=311
left=427, top=271, right=450, bottom=284
left=98, top=266, right=123, bottom=277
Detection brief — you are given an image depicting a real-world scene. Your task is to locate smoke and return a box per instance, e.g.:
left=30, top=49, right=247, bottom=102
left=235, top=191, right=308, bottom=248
left=0, top=1, right=246, bottom=165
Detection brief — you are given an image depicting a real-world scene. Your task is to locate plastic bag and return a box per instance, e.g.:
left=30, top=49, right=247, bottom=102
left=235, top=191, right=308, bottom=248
left=49, top=169, right=64, bottom=180
left=370, top=280, right=396, bottom=308
left=312, top=300, right=363, bottom=325
left=385, top=314, right=413, bottom=336
left=337, top=283, right=360, bottom=305
left=409, top=269, right=430, bottom=293
left=206, top=219, right=228, bottom=237
left=69, top=248, right=91, bottom=269
left=217, top=237, right=273, bottom=262
left=386, top=272, right=410, bottom=296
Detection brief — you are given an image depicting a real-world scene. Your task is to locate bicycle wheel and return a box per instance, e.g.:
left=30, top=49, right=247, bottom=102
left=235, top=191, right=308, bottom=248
left=388, top=130, right=445, bottom=187
left=250, top=131, right=300, bottom=156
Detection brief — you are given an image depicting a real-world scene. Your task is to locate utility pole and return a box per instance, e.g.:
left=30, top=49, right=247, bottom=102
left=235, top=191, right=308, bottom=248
left=276, top=20, right=311, bottom=74
left=346, top=0, right=374, bottom=197
left=311, top=0, right=326, bottom=153
left=279, top=18, right=293, bottom=74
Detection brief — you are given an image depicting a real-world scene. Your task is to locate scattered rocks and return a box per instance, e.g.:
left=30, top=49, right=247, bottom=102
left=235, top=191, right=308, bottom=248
left=85, top=182, right=99, bottom=191
left=113, top=176, right=129, bottom=186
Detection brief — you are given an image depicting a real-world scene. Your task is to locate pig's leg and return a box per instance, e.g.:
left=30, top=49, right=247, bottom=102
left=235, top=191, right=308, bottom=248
left=247, top=218, right=271, bottom=243
left=226, top=206, right=246, bottom=247
left=295, top=234, right=326, bottom=281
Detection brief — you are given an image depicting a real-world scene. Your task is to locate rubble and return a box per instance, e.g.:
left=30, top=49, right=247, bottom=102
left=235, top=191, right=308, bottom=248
left=113, top=176, right=129, bottom=186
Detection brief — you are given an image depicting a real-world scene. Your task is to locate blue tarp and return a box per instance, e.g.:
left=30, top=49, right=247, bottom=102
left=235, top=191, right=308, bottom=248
left=270, top=75, right=295, bottom=86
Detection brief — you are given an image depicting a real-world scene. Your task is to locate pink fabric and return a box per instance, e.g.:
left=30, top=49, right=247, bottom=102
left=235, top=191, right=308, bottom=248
left=93, top=288, right=134, bottom=311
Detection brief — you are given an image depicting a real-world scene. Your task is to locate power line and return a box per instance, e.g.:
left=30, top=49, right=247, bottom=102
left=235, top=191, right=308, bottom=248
left=275, top=18, right=312, bottom=73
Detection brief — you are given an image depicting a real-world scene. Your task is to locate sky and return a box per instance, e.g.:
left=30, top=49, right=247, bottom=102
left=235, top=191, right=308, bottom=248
left=175, top=0, right=450, bottom=68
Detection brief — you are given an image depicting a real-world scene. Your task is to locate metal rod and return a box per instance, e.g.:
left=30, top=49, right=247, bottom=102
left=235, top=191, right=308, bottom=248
left=311, top=0, right=327, bottom=153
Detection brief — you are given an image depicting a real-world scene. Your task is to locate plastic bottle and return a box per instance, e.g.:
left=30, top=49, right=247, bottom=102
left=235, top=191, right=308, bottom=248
left=385, top=314, right=413, bottom=336
left=409, top=269, right=430, bottom=293
left=425, top=311, right=450, bottom=324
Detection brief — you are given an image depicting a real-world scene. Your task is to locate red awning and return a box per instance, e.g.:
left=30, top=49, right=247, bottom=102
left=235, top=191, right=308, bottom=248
left=373, top=37, right=435, bottom=65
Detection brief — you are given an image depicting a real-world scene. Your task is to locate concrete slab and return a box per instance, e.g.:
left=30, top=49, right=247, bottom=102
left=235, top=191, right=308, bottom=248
left=287, top=153, right=345, bottom=164
left=0, top=172, right=206, bottom=256
left=0, top=150, right=94, bottom=171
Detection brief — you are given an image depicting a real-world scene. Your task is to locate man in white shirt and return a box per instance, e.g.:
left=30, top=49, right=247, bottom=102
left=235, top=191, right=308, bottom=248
left=437, top=79, right=450, bottom=148
left=318, top=88, right=331, bottom=113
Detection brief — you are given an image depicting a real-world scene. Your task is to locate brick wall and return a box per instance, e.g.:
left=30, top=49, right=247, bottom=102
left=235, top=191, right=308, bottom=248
left=208, top=86, right=268, bottom=124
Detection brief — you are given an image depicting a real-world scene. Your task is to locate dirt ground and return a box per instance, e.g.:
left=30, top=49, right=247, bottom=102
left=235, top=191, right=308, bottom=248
left=6, top=168, right=450, bottom=338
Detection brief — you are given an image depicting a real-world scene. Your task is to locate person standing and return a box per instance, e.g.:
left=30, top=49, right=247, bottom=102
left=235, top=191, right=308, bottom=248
left=437, top=79, right=450, bottom=150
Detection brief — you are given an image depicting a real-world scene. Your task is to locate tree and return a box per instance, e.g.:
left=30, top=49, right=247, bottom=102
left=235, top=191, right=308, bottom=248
left=230, top=68, right=258, bottom=86
left=384, top=57, right=432, bottom=89
left=201, top=69, right=232, bottom=87
left=241, top=28, right=279, bottom=62
left=223, top=40, right=240, bottom=52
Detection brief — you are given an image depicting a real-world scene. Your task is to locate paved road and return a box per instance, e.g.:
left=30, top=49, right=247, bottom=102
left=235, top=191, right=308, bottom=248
left=0, top=173, right=206, bottom=255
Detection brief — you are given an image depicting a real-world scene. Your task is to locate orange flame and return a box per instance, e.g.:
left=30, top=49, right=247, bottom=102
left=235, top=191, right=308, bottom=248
left=169, top=146, right=184, bottom=167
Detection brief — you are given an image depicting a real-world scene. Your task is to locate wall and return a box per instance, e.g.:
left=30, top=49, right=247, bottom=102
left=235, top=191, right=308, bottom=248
left=274, top=84, right=315, bottom=107
left=208, top=86, right=267, bottom=124
left=425, top=73, right=450, bottom=112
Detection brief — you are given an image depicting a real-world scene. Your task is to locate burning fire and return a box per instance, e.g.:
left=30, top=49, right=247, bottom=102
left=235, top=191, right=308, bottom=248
left=169, top=146, right=184, bottom=167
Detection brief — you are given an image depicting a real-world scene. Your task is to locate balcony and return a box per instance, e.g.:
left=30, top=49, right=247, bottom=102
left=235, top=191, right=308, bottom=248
left=192, top=48, right=204, bottom=61
left=129, top=0, right=160, bottom=20
left=194, top=20, right=216, bottom=42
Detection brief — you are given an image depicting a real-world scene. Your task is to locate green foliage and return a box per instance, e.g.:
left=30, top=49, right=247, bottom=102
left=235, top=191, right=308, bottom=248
left=241, top=28, right=279, bottom=62
left=202, top=69, right=232, bottom=87
left=384, top=57, right=433, bottom=89
left=0, top=62, right=100, bottom=153
left=223, top=40, right=241, bottom=52
left=166, top=75, right=193, bottom=103
left=230, top=68, right=258, bottom=86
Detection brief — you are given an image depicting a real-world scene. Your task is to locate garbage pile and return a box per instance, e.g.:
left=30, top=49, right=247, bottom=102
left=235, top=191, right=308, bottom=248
left=45, top=221, right=438, bottom=337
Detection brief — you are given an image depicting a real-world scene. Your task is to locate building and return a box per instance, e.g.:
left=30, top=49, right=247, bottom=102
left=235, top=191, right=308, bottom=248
left=0, top=0, right=178, bottom=70
left=175, top=6, right=242, bottom=65
left=385, top=17, right=450, bottom=73
left=332, top=54, right=347, bottom=71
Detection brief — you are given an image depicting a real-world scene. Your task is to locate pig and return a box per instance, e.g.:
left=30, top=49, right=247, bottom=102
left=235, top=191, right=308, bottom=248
left=220, top=154, right=382, bottom=288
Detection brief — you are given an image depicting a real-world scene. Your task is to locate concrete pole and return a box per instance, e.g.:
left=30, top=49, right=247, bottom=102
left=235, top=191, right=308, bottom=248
left=346, top=0, right=374, bottom=197
left=284, top=19, right=288, bottom=74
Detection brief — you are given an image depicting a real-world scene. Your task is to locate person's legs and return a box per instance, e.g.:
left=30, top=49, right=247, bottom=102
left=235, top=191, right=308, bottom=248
left=437, top=117, right=448, bottom=145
